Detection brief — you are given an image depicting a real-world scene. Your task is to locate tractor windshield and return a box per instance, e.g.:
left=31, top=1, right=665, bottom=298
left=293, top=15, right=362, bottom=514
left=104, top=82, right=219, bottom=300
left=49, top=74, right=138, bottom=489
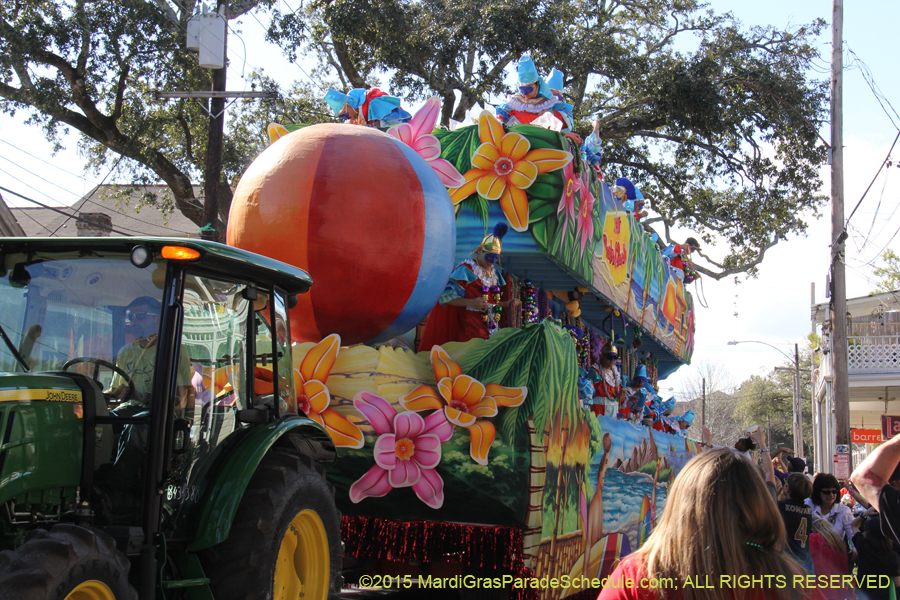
left=0, top=251, right=164, bottom=391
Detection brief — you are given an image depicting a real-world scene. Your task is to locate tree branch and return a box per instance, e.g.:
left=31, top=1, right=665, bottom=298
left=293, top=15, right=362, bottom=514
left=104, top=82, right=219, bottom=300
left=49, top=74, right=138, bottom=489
left=693, top=235, right=778, bottom=280
left=332, top=38, right=367, bottom=88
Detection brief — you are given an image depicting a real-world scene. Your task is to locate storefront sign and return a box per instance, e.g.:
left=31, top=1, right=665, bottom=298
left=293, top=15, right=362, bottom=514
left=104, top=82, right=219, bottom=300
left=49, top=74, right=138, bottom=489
left=882, top=415, right=900, bottom=441
left=851, top=429, right=883, bottom=444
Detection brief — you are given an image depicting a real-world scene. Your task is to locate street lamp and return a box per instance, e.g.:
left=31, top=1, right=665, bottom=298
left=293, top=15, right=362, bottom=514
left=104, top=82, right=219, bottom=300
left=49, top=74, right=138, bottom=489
left=728, top=340, right=804, bottom=457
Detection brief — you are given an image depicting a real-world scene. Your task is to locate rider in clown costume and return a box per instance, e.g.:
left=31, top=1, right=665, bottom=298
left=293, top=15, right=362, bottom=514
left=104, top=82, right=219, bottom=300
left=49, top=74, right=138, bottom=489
left=324, top=87, right=412, bottom=128
left=495, top=57, right=574, bottom=133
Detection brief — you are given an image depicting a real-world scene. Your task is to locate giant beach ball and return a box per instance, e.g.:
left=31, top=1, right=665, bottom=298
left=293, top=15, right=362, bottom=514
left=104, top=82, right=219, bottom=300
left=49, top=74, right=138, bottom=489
left=227, top=124, right=456, bottom=345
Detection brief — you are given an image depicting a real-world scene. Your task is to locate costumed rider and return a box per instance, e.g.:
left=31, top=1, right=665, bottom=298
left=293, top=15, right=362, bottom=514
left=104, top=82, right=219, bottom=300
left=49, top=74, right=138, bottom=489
left=611, top=177, right=647, bottom=221
left=419, top=223, right=511, bottom=349
left=647, top=395, right=677, bottom=433
left=582, top=119, right=603, bottom=174
left=564, top=325, right=595, bottom=409
left=324, top=87, right=412, bottom=128
left=589, top=342, right=624, bottom=417
left=623, top=364, right=651, bottom=421
left=662, top=237, right=701, bottom=283
left=670, top=409, right=695, bottom=437
left=496, top=57, right=574, bottom=133
left=638, top=379, right=667, bottom=429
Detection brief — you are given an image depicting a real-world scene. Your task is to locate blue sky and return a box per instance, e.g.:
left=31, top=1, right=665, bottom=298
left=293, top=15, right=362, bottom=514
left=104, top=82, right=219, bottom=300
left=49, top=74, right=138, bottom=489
left=0, top=0, right=897, bottom=400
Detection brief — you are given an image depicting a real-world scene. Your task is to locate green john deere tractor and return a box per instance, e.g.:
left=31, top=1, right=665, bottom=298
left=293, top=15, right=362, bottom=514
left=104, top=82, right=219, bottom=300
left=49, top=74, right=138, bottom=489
left=0, top=237, right=342, bottom=600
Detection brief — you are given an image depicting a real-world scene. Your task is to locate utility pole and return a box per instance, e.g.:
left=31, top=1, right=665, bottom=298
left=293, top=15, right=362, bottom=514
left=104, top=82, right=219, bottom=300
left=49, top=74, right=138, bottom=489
left=794, top=343, right=803, bottom=456
left=701, top=377, right=706, bottom=430
left=831, top=0, right=850, bottom=459
left=202, top=0, right=228, bottom=242
left=154, top=5, right=276, bottom=240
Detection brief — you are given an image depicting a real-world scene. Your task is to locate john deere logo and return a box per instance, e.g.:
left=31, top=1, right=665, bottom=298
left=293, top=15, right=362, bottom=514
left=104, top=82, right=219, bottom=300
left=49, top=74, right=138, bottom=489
left=46, top=390, right=79, bottom=402
left=0, top=388, right=83, bottom=403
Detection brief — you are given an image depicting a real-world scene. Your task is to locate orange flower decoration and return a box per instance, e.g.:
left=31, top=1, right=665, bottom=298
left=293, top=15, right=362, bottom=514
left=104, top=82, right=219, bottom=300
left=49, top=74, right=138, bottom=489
left=294, top=333, right=364, bottom=449
left=399, top=345, right=527, bottom=465
left=449, top=111, right=571, bottom=232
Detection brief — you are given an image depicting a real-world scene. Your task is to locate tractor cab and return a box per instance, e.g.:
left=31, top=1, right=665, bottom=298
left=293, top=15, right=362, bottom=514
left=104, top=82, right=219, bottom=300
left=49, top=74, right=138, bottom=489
left=0, top=238, right=341, bottom=600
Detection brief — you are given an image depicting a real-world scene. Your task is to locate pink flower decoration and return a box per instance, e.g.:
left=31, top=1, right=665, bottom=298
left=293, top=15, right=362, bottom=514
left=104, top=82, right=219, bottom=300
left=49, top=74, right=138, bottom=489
left=388, top=96, right=465, bottom=188
left=574, top=170, right=596, bottom=255
left=557, top=160, right=576, bottom=239
left=349, top=390, right=452, bottom=509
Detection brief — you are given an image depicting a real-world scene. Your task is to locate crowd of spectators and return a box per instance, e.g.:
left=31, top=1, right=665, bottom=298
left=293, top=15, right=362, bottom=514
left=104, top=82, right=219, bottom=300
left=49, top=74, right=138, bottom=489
left=596, top=426, right=900, bottom=600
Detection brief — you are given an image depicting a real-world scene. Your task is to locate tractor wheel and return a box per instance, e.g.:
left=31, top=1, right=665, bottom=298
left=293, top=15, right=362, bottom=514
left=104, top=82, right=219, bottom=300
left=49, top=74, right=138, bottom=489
left=201, top=447, right=342, bottom=600
left=0, top=524, right=136, bottom=600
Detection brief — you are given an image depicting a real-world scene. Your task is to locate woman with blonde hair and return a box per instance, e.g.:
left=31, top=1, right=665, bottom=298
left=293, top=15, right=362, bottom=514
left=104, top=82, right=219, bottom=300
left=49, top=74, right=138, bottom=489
left=598, top=448, right=825, bottom=600
left=808, top=518, right=855, bottom=600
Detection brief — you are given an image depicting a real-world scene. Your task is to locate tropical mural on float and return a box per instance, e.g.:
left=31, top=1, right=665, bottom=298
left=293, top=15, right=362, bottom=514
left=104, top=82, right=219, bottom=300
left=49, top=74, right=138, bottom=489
left=293, top=322, right=699, bottom=599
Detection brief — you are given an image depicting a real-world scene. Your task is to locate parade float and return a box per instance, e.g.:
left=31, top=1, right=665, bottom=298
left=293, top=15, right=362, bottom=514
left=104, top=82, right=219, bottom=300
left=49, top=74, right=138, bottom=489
left=228, top=69, right=700, bottom=598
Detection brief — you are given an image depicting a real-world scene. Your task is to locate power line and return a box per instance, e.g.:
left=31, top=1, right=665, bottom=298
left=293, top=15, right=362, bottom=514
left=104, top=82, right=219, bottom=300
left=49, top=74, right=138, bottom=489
left=0, top=185, right=134, bottom=236
left=0, top=139, right=101, bottom=187
left=14, top=206, right=56, bottom=236
left=0, top=152, right=198, bottom=237
left=0, top=148, right=197, bottom=235
left=845, top=129, right=900, bottom=226
left=864, top=165, right=892, bottom=242
left=244, top=7, right=328, bottom=96
left=853, top=220, right=900, bottom=271
left=0, top=164, right=71, bottom=206
left=845, top=45, right=900, bottom=130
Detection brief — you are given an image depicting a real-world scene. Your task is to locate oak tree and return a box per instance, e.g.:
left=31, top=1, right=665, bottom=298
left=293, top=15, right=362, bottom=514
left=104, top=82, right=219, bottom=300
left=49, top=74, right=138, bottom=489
left=271, top=0, right=829, bottom=278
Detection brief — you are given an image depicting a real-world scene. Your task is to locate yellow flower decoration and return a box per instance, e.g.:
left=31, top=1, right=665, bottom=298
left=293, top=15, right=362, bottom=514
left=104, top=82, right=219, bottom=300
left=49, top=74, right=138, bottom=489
left=267, top=122, right=290, bottom=144
left=449, top=111, right=571, bottom=232
left=399, top=345, right=527, bottom=465
left=293, top=333, right=365, bottom=449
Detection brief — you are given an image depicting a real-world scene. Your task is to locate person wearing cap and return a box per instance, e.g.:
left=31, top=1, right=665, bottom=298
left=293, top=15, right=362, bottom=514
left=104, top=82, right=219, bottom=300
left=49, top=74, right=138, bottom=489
left=589, top=342, right=624, bottom=417
left=109, top=295, right=194, bottom=409
left=670, top=409, right=695, bottom=436
left=419, top=223, right=511, bottom=349
left=323, top=87, right=411, bottom=128
left=622, top=364, right=651, bottom=421
left=772, top=452, right=804, bottom=481
left=611, top=177, right=647, bottom=221
left=495, top=57, right=573, bottom=132
left=650, top=397, right=682, bottom=434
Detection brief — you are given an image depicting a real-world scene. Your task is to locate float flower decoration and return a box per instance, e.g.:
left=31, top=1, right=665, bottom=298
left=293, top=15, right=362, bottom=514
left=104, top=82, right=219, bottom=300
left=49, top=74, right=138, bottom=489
left=449, top=111, right=571, bottom=233
left=387, top=96, right=465, bottom=188
left=399, top=345, right=527, bottom=465
left=557, top=160, right=577, bottom=241
left=293, top=333, right=365, bottom=449
left=349, top=391, right=453, bottom=509
left=574, top=170, right=596, bottom=256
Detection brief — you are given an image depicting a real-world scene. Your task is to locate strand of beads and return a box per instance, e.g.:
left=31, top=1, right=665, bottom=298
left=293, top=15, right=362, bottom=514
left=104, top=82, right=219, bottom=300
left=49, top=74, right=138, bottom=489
left=482, top=285, right=502, bottom=335
left=490, top=286, right=502, bottom=333
left=577, top=333, right=590, bottom=369
left=521, top=280, right=539, bottom=324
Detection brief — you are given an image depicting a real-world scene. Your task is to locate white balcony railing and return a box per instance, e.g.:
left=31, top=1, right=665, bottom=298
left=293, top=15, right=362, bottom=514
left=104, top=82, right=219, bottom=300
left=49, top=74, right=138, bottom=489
left=848, top=335, right=900, bottom=373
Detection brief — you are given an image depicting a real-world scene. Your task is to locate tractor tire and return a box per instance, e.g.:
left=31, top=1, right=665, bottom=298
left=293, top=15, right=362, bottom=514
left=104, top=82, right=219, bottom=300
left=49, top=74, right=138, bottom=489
left=0, top=524, right=137, bottom=600
left=200, top=447, right=342, bottom=600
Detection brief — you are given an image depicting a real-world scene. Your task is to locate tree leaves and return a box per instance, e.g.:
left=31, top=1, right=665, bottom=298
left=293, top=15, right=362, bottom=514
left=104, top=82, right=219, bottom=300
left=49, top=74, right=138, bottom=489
left=434, top=125, right=481, bottom=177
left=0, top=0, right=830, bottom=279
left=278, top=0, right=828, bottom=279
